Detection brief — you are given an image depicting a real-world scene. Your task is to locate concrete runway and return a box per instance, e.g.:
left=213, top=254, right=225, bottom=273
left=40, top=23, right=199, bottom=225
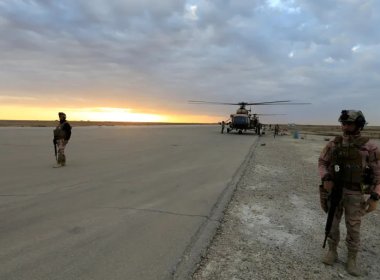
left=0, top=125, right=257, bottom=280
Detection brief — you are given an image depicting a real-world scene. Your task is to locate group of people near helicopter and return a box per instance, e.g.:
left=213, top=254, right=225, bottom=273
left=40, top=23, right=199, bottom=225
left=220, top=118, right=284, bottom=137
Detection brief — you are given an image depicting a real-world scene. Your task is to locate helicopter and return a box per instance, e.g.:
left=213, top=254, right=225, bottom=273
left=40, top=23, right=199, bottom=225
left=189, top=100, right=309, bottom=135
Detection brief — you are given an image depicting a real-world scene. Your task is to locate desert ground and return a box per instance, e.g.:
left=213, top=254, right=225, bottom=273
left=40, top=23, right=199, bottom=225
left=1, top=120, right=380, bottom=138
left=193, top=131, right=380, bottom=280
left=291, top=124, right=380, bottom=139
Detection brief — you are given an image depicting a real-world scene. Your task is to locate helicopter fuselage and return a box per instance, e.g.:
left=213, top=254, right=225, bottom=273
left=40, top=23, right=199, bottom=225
left=188, top=99, right=307, bottom=135
left=231, top=114, right=250, bottom=129
left=227, top=113, right=261, bottom=134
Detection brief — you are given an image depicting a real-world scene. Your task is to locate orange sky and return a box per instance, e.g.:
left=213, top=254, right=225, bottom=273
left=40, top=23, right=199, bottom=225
left=0, top=105, right=221, bottom=123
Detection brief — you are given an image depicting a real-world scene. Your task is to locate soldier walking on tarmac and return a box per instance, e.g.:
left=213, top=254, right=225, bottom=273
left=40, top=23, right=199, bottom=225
left=274, top=124, right=279, bottom=138
left=221, top=121, right=225, bottom=134
left=53, top=112, right=72, bottom=168
left=318, top=110, right=380, bottom=276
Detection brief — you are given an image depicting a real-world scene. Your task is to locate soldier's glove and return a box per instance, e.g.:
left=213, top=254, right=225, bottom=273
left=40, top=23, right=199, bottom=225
left=366, top=199, right=378, bottom=213
left=323, top=180, right=334, bottom=192
left=319, top=184, right=329, bottom=213
left=366, top=192, right=380, bottom=213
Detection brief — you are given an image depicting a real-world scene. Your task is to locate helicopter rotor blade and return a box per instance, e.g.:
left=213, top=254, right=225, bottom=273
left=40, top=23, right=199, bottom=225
left=254, top=103, right=311, bottom=105
left=188, top=100, right=240, bottom=105
left=253, top=114, right=287, bottom=116
left=189, top=100, right=292, bottom=106
left=246, top=100, right=291, bottom=105
left=189, top=100, right=311, bottom=105
left=246, top=101, right=311, bottom=105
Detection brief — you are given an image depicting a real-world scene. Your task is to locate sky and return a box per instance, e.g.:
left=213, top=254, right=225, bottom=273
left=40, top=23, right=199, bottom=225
left=0, top=0, right=379, bottom=125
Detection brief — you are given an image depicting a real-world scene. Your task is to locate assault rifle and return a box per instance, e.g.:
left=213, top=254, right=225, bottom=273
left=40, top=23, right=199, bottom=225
left=53, top=138, right=57, bottom=161
left=322, top=176, right=343, bottom=248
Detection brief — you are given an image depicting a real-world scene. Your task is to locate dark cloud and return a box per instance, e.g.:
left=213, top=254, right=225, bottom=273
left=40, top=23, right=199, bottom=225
left=0, top=0, right=379, bottom=124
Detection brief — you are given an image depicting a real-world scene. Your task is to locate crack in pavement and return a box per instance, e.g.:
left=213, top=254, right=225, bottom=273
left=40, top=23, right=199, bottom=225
left=98, top=206, right=212, bottom=220
left=0, top=181, right=91, bottom=197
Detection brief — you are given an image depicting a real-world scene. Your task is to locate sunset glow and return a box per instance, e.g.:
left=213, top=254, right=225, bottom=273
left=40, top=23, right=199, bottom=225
left=70, top=107, right=166, bottom=122
left=0, top=105, right=220, bottom=123
left=0, top=106, right=165, bottom=122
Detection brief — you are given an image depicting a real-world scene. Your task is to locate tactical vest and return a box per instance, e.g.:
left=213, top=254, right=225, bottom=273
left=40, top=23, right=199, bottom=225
left=331, top=136, right=369, bottom=191
left=53, top=123, right=67, bottom=140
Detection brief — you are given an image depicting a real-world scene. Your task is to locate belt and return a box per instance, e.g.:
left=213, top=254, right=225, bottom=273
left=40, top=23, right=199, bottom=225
left=342, top=182, right=362, bottom=191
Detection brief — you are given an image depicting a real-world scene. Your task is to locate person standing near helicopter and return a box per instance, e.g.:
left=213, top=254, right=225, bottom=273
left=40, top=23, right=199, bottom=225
left=53, top=112, right=72, bottom=168
left=274, top=124, right=279, bottom=138
left=221, top=121, right=225, bottom=134
left=318, top=110, right=380, bottom=276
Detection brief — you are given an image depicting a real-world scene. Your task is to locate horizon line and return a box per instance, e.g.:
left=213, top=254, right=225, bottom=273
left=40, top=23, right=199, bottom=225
left=1, top=119, right=379, bottom=127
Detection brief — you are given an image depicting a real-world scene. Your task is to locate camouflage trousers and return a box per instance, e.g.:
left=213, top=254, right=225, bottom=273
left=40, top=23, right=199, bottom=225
left=56, top=139, right=68, bottom=165
left=328, top=189, right=368, bottom=252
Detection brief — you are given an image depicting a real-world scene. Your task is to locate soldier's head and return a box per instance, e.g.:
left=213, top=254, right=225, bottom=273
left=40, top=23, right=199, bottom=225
left=338, top=110, right=366, bottom=133
left=58, top=112, right=66, bottom=121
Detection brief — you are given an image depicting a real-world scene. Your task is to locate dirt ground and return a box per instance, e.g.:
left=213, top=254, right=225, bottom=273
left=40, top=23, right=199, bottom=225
left=192, top=133, right=380, bottom=280
left=1, top=121, right=380, bottom=139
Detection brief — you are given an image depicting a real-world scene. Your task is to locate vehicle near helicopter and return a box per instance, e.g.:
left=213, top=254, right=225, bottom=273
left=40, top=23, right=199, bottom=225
left=189, top=100, right=309, bottom=135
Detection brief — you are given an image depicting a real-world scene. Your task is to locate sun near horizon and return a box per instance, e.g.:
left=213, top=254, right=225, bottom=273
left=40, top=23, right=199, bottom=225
left=0, top=105, right=220, bottom=123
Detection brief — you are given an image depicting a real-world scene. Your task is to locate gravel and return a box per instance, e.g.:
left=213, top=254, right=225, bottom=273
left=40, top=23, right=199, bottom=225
left=192, top=134, right=380, bottom=280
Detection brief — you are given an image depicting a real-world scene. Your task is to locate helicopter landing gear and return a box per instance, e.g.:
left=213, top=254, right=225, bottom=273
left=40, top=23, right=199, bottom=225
left=255, top=125, right=261, bottom=136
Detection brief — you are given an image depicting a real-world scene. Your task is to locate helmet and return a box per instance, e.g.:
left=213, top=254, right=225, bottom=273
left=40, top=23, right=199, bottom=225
left=58, top=112, right=67, bottom=120
left=338, top=110, right=366, bottom=129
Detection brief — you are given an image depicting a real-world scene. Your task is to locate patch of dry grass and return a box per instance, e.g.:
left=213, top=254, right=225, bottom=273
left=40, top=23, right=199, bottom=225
left=287, top=124, right=380, bottom=139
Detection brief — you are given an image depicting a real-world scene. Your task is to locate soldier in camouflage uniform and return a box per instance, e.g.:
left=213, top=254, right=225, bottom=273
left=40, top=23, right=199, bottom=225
left=53, top=112, right=72, bottom=168
left=221, top=121, right=226, bottom=134
left=274, top=124, right=280, bottom=138
left=318, top=110, right=380, bottom=276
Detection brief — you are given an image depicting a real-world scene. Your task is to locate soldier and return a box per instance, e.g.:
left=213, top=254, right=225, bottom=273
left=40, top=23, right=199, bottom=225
left=256, top=122, right=261, bottom=136
left=274, top=124, right=279, bottom=138
left=221, top=121, right=225, bottom=134
left=318, top=110, right=380, bottom=276
left=53, top=112, right=72, bottom=168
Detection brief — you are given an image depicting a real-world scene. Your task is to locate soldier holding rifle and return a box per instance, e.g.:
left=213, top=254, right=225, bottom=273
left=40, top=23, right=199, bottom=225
left=53, top=112, right=72, bottom=168
left=318, top=110, right=380, bottom=276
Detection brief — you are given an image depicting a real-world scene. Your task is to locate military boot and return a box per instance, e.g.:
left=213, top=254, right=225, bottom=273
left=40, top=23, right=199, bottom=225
left=347, top=250, right=360, bottom=277
left=53, top=163, right=63, bottom=168
left=57, top=154, right=65, bottom=167
left=322, top=242, right=338, bottom=265
left=61, top=155, right=66, bottom=166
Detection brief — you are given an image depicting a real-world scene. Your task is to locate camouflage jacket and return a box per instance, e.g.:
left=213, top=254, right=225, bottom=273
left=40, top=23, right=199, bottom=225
left=53, top=121, right=72, bottom=141
left=318, top=134, right=380, bottom=195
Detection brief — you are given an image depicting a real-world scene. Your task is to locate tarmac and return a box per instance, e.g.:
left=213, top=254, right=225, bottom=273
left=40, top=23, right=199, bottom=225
left=0, top=125, right=257, bottom=280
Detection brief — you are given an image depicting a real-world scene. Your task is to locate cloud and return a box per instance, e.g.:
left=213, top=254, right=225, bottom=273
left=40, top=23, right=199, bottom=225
left=0, top=0, right=379, bottom=124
